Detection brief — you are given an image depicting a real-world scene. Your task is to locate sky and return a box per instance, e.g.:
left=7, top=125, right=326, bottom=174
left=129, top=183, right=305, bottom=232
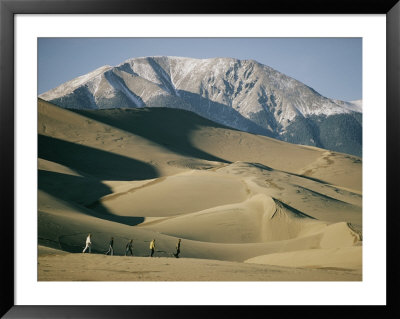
left=38, top=38, right=362, bottom=101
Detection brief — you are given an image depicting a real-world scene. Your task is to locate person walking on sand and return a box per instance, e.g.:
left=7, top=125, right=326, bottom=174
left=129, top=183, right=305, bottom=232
left=82, top=233, right=92, bottom=253
left=105, top=237, right=114, bottom=256
left=125, top=239, right=133, bottom=256
left=173, top=239, right=181, bottom=258
left=149, top=239, right=156, bottom=257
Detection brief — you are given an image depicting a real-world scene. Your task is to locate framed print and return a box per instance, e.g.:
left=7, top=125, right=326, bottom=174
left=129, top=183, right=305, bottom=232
left=1, top=0, right=399, bottom=317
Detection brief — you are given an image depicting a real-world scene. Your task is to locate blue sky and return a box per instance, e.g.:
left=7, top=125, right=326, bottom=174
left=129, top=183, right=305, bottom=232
left=38, top=38, right=362, bottom=101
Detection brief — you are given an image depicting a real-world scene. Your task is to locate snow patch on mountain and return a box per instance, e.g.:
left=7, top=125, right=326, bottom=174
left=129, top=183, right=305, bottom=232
left=348, top=99, right=363, bottom=112
left=40, top=65, right=112, bottom=100
left=103, top=70, right=145, bottom=107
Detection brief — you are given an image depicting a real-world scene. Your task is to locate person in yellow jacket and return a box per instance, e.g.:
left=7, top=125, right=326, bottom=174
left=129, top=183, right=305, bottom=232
left=149, top=239, right=156, bottom=257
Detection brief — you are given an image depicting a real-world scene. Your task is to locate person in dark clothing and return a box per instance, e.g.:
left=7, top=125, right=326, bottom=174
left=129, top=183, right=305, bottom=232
left=105, top=237, right=114, bottom=256
left=173, top=239, right=181, bottom=258
left=125, top=239, right=133, bottom=256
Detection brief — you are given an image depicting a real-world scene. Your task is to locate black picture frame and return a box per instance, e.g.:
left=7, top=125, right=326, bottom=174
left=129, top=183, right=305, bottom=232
left=1, top=0, right=399, bottom=318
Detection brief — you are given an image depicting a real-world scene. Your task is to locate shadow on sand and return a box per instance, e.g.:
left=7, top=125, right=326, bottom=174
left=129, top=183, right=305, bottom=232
left=38, top=135, right=158, bottom=227
left=38, top=170, right=111, bottom=205
left=71, top=107, right=231, bottom=164
left=38, top=134, right=159, bottom=181
left=38, top=170, right=146, bottom=227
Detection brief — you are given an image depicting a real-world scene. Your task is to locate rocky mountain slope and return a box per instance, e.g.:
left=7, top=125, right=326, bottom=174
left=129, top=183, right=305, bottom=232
left=40, top=56, right=362, bottom=156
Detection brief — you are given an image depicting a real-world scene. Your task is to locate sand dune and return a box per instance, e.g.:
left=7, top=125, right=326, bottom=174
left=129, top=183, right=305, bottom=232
left=92, top=171, right=249, bottom=217
left=37, top=99, right=362, bottom=281
left=245, top=246, right=362, bottom=270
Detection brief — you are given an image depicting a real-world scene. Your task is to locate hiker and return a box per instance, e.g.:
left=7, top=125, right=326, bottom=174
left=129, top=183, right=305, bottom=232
left=149, top=239, right=156, bottom=257
left=173, top=239, right=181, bottom=258
left=125, top=239, right=133, bottom=256
left=82, top=233, right=92, bottom=253
left=105, top=237, right=114, bottom=256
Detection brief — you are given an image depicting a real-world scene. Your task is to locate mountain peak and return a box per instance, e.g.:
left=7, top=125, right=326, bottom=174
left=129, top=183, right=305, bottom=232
left=39, top=56, right=362, bottom=156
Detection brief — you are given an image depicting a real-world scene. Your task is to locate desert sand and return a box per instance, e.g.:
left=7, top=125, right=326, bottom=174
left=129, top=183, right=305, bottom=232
left=38, top=98, right=362, bottom=281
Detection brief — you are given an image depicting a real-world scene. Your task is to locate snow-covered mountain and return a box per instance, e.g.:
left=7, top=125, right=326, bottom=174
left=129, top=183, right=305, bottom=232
left=347, top=99, right=363, bottom=112
left=39, top=56, right=362, bottom=156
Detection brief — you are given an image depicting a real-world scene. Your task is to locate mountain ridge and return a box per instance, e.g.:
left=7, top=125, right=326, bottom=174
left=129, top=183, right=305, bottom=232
left=39, top=56, right=362, bottom=156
